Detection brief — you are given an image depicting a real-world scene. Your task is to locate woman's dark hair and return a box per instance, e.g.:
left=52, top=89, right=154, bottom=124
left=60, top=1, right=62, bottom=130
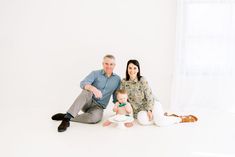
left=125, top=59, right=142, bottom=81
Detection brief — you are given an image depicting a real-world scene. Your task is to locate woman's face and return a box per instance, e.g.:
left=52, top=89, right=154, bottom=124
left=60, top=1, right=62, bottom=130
left=128, top=63, right=139, bottom=79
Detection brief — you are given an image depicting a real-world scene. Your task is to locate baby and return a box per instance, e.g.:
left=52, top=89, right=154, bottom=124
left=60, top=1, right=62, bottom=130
left=103, top=89, right=133, bottom=127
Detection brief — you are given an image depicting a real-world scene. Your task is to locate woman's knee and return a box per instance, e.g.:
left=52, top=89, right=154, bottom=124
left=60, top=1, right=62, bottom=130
left=137, top=111, right=153, bottom=125
left=152, top=101, right=165, bottom=117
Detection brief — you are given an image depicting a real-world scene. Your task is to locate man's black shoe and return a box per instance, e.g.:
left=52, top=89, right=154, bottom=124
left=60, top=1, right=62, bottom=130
left=58, top=119, right=70, bottom=132
left=51, top=113, right=66, bottom=121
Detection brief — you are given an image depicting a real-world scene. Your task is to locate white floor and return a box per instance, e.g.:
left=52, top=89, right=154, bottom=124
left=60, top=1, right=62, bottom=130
left=1, top=104, right=235, bottom=157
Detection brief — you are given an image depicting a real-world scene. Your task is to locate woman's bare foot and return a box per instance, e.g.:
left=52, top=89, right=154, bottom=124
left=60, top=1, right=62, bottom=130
left=124, top=122, right=133, bottom=127
left=180, top=115, right=198, bottom=123
left=103, top=120, right=112, bottom=127
left=164, top=112, right=198, bottom=123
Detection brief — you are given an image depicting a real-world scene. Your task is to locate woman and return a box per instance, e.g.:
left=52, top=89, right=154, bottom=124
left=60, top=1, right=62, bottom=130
left=120, top=59, right=197, bottom=126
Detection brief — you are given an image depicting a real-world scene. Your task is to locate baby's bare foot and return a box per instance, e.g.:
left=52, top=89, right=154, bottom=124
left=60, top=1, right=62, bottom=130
left=124, top=122, right=133, bottom=127
left=103, top=121, right=112, bottom=127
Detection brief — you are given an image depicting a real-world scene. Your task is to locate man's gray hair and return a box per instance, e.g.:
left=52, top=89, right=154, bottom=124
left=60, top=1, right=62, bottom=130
left=103, top=54, right=115, bottom=60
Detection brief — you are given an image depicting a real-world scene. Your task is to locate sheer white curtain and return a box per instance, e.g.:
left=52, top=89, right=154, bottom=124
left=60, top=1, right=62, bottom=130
left=171, top=0, right=235, bottom=113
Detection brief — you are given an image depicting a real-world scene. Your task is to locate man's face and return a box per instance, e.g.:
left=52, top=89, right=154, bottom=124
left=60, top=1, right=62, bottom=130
left=102, top=57, right=116, bottom=75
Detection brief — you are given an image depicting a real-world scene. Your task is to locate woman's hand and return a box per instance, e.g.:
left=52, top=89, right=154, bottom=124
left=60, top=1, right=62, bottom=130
left=147, top=110, right=153, bottom=121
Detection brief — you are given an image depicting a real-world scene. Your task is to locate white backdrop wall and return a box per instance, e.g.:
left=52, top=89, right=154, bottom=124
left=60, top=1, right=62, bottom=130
left=0, top=0, right=177, bottom=111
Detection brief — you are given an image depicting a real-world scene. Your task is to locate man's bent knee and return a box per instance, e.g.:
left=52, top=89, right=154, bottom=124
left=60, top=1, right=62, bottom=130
left=81, top=90, right=93, bottom=97
left=89, top=115, right=102, bottom=124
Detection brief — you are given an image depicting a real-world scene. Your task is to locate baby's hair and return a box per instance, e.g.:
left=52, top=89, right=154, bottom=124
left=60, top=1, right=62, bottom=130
left=116, top=89, right=127, bottom=96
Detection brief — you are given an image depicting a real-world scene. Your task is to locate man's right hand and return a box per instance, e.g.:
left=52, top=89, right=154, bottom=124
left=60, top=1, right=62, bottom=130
left=84, top=84, right=102, bottom=99
left=92, top=87, right=102, bottom=99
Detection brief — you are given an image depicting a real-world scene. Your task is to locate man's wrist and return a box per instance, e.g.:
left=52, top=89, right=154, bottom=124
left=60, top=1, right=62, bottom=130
left=86, top=84, right=95, bottom=92
left=90, top=86, right=95, bottom=92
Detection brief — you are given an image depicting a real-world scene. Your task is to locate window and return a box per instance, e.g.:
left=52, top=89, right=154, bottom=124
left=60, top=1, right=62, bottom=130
left=177, top=0, right=235, bottom=76
left=171, top=0, right=235, bottom=113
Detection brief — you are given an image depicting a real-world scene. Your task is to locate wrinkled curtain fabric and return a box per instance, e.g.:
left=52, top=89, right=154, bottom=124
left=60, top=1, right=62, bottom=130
left=171, top=0, right=235, bottom=113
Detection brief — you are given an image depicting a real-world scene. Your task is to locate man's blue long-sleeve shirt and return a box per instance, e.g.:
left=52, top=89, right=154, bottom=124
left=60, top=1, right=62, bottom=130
left=80, top=69, right=121, bottom=108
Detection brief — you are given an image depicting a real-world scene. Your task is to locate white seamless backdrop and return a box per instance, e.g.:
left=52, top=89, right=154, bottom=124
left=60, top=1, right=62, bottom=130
left=0, top=0, right=177, bottom=112
left=2, top=2, right=235, bottom=157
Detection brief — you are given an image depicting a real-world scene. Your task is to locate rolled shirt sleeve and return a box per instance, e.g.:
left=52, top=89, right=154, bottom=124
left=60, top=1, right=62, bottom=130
left=80, top=71, right=96, bottom=89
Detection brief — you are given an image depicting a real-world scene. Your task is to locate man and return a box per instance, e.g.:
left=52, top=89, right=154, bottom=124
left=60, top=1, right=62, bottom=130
left=51, top=54, right=121, bottom=132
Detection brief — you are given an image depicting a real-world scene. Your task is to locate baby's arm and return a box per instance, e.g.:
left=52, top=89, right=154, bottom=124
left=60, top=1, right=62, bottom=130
left=113, top=102, right=119, bottom=113
left=125, top=103, right=133, bottom=114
